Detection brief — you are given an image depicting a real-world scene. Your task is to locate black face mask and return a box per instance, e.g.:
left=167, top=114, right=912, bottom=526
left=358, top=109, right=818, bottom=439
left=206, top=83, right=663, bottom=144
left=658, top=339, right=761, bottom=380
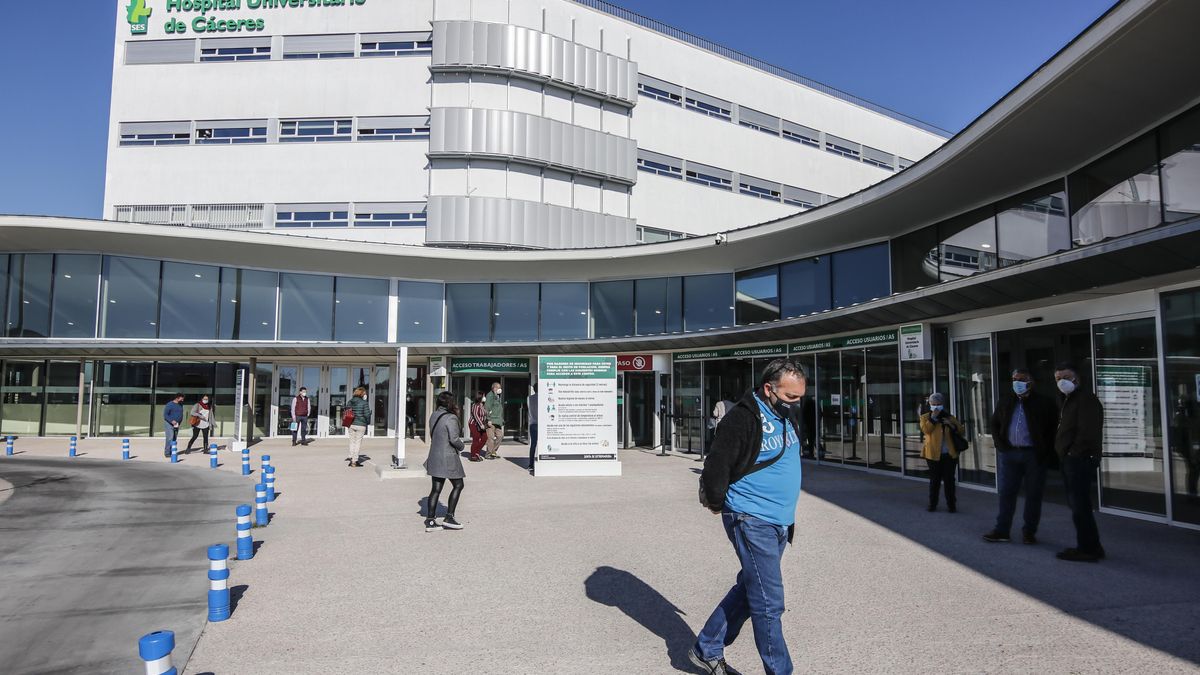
left=765, top=386, right=793, bottom=418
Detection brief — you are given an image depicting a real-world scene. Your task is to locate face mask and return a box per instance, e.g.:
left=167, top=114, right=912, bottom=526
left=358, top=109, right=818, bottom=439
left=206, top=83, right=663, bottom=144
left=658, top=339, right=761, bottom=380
left=1057, top=379, right=1076, bottom=395
left=930, top=404, right=944, bottom=412
left=202, top=398, right=209, bottom=404
left=300, top=392, right=307, bottom=397
left=1012, top=381, right=1029, bottom=396
left=496, top=389, right=503, bottom=395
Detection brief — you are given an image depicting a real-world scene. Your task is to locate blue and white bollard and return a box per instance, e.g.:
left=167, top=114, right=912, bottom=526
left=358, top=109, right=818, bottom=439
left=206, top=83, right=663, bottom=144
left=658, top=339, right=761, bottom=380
left=254, top=483, right=268, bottom=527
left=210, top=443, right=219, bottom=469
left=260, top=454, right=271, bottom=476
left=241, top=447, right=250, bottom=476
left=265, top=466, right=276, bottom=502
left=5, top=436, right=13, bottom=456
left=170, top=440, right=178, bottom=464
left=236, top=504, right=253, bottom=560
left=69, top=436, right=77, bottom=458
left=122, top=438, right=130, bottom=461
left=207, top=544, right=230, bottom=622
left=138, top=630, right=177, bottom=675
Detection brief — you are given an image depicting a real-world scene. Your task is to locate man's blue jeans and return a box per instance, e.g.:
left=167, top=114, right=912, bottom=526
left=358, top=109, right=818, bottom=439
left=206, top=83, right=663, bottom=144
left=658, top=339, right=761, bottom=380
left=164, top=424, right=178, bottom=455
left=696, top=512, right=792, bottom=675
left=994, top=448, right=1047, bottom=537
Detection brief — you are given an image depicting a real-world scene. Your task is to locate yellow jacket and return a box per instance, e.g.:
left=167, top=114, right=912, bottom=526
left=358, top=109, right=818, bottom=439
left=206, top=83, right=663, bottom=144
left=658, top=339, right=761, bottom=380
left=919, top=411, right=963, bottom=461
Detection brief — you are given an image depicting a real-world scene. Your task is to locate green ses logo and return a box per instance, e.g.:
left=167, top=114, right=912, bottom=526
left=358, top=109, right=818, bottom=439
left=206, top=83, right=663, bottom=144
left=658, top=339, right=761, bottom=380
left=127, top=0, right=153, bottom=35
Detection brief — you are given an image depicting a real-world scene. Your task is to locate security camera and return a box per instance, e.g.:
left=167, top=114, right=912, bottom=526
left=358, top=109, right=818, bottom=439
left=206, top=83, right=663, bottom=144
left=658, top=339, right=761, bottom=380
left=714, top=232, right=727, bottom=245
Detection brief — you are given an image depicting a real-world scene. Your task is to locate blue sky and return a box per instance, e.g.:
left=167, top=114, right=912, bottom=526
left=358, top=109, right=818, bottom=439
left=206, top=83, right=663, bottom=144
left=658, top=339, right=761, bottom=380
left=0, top=0, right=1114, bottom=220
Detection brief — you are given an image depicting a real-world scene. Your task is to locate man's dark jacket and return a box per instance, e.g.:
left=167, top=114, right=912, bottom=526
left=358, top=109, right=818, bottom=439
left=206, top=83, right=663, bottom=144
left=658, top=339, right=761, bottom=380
left=700, top=388, right=805, bottom=510
left=1056, top=387, right=1105, bottom=459
left=989, top=390, right=1058, bottom=466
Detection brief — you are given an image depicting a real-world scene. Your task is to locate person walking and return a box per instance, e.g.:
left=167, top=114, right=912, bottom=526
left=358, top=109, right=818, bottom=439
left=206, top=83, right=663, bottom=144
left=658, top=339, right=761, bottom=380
left=712, top=393, right=736, bottom=430
left=1054, top=363, right=1106, bottom=562
left=484, top=381, right=504, bottom=460
left=345, top=386, right=371, bottom=468
left=527, top=384, right=539, bottom=475
left=983, top=368, right=1058, bottom=544
left=162, top=393, right=184, bottom=458
left=424, top=391, right=466, bottom=532
left=183, top=394, right=214, bottom=453
left=694, top=358, right=806, bottom=675
left=290, top=386, right=311, bottom=446
left=468, top=391, right=487, bottom=462
left=918, top=392, right=964, bottom=513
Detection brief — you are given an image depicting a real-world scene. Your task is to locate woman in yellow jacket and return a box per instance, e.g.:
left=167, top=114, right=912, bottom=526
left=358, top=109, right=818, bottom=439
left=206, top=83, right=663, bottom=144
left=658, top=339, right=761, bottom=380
left=919, top=392, right=964, bottom=512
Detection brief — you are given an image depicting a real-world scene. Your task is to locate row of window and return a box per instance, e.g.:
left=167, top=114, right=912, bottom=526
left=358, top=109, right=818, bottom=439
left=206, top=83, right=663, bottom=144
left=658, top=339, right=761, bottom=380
left=118, top=116, right=430, bottom=147
left=637, top=74, right=913, bottom=173
left=636, top=226, right=689, bottom=243
left=636, top=149, right=830, bottom=209
left=125, top=33, right=432, bottom=65
left=113, top=203, right=428, bottom=230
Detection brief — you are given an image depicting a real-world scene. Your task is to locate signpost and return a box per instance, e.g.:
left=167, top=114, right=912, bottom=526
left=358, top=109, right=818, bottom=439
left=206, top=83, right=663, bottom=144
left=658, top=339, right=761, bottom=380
left=899, top=324, right=931, bottom=361
left=535, top=355, right=621, bottom=477
left=230, top=368, right=246, bottom=453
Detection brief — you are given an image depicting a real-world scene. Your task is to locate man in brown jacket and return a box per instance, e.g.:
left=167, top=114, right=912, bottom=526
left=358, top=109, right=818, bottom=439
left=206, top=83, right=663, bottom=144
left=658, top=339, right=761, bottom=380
left=1053, top=363, right=1106, bottom=562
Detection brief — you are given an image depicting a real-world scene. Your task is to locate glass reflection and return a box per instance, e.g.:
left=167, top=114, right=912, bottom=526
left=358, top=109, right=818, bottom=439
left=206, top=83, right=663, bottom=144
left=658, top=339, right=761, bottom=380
left=592, top=280, right=634, bottom=339
left=1069, top=133, right=1161, bottom=245
left=735, top=266, right=780, bottom=325
left=954, top=337, right=995, bottom=487
left=492, top=283, right=538, bottom=342
left=635, top=278, right=682, bottom=336
left=1160, top=104, right=1200, bottom=223
left=683, top=274, right=733, bottom=332
left=279, top=273, right=333, bottom=341
left=52, top=254, right=101, bottom=338
left=0, top=361, right=43, bottom=435
left=890, top=225, right=939, bottom=293
left=6, top=254, right=53, bottom=337
left=539, top=283, right=588, bottom=340
left=101, top=256, right=160, bottom=339
left=334, top=276, right=388, bottom=342
left=832, top=244, right=889, bottom=306
left=396, top=281, right=443, bottom=343
left=445, top=283, right=491, bottom=342
left=996, top=182, right=1070, bottom=267
left=937, top=210, right=996, bottom=282
left=1162, top=287, right=1200, bottom=525
left=219, top=268, right=277, bottom=341
left=160, top=262, right=219, bottom=339
left=780, top=256, right=831, bottom=317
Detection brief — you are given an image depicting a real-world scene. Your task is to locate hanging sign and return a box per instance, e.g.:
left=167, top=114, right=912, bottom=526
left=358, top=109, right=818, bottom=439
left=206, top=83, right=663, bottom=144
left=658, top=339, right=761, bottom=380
left=899, top=323, right=931, bottom=361
left=450, top=357, right=530, bottom=374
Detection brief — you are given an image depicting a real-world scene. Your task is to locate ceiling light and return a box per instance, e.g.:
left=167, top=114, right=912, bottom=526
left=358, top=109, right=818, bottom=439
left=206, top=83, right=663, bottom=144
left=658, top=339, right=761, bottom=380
left=980, top=243, right=992, bottom=249
left=63, top=274, right=72, bottom=279
left=261, top=321, right=269, bottom=326
left=413, top=321, right=421, bottom=325
left=357, top=321, right=364, bottom=325
left=194, top=273, right=202, bottom=278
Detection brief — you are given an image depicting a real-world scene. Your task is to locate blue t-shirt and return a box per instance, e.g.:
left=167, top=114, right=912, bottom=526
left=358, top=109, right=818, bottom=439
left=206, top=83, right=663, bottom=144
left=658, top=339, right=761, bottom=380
left=724, top=396, right=802, bottom=526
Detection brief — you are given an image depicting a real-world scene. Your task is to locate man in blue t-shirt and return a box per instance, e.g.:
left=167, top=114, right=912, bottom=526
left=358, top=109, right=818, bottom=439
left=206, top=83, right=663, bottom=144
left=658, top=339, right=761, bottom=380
left=162, top=393, right=185, bottom=457
left=694, top=358, right=807, bottom=675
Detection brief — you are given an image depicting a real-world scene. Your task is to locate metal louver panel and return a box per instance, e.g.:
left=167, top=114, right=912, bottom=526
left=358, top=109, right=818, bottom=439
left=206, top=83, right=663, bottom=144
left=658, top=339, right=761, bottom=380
left=426, top=196, right=636, bottom=249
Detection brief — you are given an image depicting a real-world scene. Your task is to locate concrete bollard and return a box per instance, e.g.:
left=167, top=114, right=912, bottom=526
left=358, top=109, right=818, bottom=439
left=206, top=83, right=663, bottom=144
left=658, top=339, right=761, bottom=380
left=210, top=443, right=219, bottom=469
left=138, top=630, right=178, bottom=675
left=207, top=544, right=231, bottom=622
left=170, top=440, right=178, bottom=464
left=122, top=438, right=131, bottom=461
left=69, top=436, right=77, bottom=458
left=265, top=465, right=276, bottom=502
left=254, top=483, right=268, bottom=527
left=241, top=447, right=250, bottom=476
left=5, top=436, right=13, bottom=456
left=236, top=504, right=253, bottom=560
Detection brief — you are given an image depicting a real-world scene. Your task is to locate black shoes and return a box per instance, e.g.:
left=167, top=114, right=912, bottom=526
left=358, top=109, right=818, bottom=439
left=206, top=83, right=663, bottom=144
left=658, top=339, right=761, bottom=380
left=927, top=505, right=936, bottom=512
left=982, top=531, right=1011, bottom=543
left=442, top=515, right=463, bottom=530
left=1023, top=532, right=1038, bottom=545
left=688, top=648, right=729, bottom=675
left=424, top=518, right=441, bottom=532
left=1056, top=547, right=1101, bottom=562
left=948, top=504, right=957, bottom=513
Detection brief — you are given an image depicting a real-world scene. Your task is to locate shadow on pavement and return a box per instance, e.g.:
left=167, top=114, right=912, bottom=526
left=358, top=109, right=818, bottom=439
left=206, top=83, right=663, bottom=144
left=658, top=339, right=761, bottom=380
left=802, top=462, right=1200, bottom=664
left=584, top=566, right=696, bottom=672
left=230, top=584, right=248, bottom=613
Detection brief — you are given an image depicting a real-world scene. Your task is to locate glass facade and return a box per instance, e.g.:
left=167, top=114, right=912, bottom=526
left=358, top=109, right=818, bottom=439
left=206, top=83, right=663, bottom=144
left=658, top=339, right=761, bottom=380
left=938, top=209, right=996, bottom=282
left=539, top=283, right=588, bottom=340
left=1162, top=287, right=1200, bottom=526
left=953, top=337, right=995, bottom=487
left=6, top=254, right=53, bottom=338
left=735, top=266, right=780, bottom=325
left=492, top=283, right=538, bottom=342
left=1160, top=105, right=1200, bottom=223
left=995, top=181, right=1070, bottom=267
left=592, top=280, right=634, bottom=339
left=634, top=277, right=682, bottom=336
left=683, top=274, right=733, bottom=331
left=279, top=273, right=334, bottom=341
left=832, top=244, right=889, bottom=307
left=160, top=262, right=220, bottom=340
left=52, top=255, right=101, bottom=338
left=780, top=256, right=831, bottom=317
left=1069, top=133, right=1161, bottom=246
left=219, top=268, right=277, bottom=341
left=445, top=283, right=491, bottom=342
left=101, top=256, right=160, bottom=339
left=334, top=277, right=388, bottom=342
left=396, top=281, right=443, bottom=343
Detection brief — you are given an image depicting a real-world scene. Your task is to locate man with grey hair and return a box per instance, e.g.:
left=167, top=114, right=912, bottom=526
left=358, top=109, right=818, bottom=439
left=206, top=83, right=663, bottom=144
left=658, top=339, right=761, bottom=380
left=694, top=358, right=807, bottom=675
left=984, top=367, right=1058, bottom=544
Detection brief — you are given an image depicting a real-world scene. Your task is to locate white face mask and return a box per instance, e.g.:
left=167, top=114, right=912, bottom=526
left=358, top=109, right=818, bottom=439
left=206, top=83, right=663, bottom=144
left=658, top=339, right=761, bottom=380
left=495, top=389, right=502, bottom=395
left=202, top=398, right=209, bottom=404
left=1057, top=379, right=1076, bottom=395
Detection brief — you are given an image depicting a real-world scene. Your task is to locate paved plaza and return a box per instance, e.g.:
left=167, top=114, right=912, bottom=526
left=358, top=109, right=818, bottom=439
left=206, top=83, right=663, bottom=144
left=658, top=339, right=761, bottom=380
left=2, top=436, right=1199, bottom=674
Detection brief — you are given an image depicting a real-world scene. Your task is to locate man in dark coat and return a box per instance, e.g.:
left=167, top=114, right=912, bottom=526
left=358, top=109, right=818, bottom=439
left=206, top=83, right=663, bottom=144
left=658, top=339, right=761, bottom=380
left=983, top=368, right=1059, bottom=545
left=692, top=358, right=806, bottom=675
left=1054, top=362, right=1106, bottom=562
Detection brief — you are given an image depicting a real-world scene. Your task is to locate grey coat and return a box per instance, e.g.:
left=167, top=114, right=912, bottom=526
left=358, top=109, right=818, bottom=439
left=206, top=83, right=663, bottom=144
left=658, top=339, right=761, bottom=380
left=424, top=408, right=465, bottom=479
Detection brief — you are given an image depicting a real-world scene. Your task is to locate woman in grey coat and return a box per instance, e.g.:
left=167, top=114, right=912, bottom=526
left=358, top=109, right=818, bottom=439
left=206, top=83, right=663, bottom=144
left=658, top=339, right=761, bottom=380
left=424, top=390, right=466, bottom=532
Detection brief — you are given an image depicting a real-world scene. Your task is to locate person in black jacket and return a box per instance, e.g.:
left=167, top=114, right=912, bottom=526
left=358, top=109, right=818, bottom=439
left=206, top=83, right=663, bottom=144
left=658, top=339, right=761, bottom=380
left=691, top=358, right=806, bottom=675
left=1054, top=363, right=1106, bottom=562
left=983, top=368, right=1059, bottom=545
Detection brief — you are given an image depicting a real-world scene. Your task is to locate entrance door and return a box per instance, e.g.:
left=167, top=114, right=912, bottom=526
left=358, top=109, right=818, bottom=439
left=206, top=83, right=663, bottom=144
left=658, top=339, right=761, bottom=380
left=626, top=372, right=655, bottom=448
left=816, top=351, right=844, bottom=463
left=865, top=345, right=902, bottom=472
left=276, top=365, right=321, bottom=438
left=450, top=375, right=531, bottom=441
left=953, top=337, right=996, bottom=487
left=327, top=365, right=378, bottom=437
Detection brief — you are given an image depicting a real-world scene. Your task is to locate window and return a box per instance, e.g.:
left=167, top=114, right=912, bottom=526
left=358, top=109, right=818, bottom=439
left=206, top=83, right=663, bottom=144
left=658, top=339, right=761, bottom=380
left=357, top=115, right=430, bottom=140
left=540, top=283, right=588, bottom=340
left=159, top=262, right=219, bottom=340
left=101, top=256, right=161, bottom=339
left=279, top=118, right=352, bottom=142
left=781, top=121, right=820, bottom=148
left=636, top=150, right=683, bottom=179
left=191, top=203, right=265, bottom=229
left=195, top=120, right=267, bottom=144
left=396, top=281, right=443, bottom=343
left=200, top=37, right=271, bottom=61
left=114, top=205, right=187, bottom=226
left=782, top=185, right=822, bottom=209
left=1068, top=132, right=1162, bottom=246
left=780, top=256, right=832, bottom=317
left=281, top=34, right=354, bottom=59
left=995, top=180, right=1070, bottom=267
left=51, top=254, right=101, bottom=338
left=126, top=39, right=195, bottom=65
left=635, top=277, right=682, bottom=336
left=276, top=204, right=350, bottom=228
left=738, top=107, right=780, bottom=135
left=685, top=91, right=732, bottom=121
left=119, top=121, right=191, bottom=146
left=279, top=273, right=333, bottom=341
left=832, top=243, right=889, bottom=307
left=937, top=207, right=996, bottom=281
left=5, top=254, right=53, bottom=338
left=591, top=280, right=634, bottom=339
left=492, top=283, right=539, bottom=342
left=890, top=224, right=940, bottom=293
left=739, top=175, right=781, bottom=201
left=861, top=145, right=896, bottom=171
left=637, top=75, right=682, bottom=106
left=334, top=277, right=388, bottom=342
left=683, top=274, right=734, bottom=332
left=353, top=202, right=427, bottom=227
left=825, top=134, right=861, bottom=160
left=445, top=283, right=491, bottom=342
left=218, top=268, right=277, bottom=340
left=685, top=161, right=732, bottom=190
left=360, top=32, right=432, bottom=56
left=637, top=227, right=686, bottom=244
left=1161, top=104, right=1200, bottom=223
left=735, top=265, right=780, bottom=324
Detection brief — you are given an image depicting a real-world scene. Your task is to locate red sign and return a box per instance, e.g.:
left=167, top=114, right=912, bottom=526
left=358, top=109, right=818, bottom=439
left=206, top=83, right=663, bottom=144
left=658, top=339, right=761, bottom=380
left=617, top=355, right=653, bottom=371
